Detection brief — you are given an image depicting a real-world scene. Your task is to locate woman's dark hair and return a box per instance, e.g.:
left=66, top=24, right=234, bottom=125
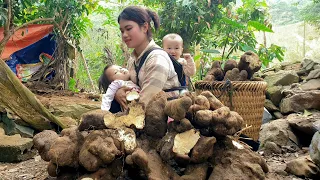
left=98, top=65, right=112, bottom=93
left=118, top=6, right=160, bottom=40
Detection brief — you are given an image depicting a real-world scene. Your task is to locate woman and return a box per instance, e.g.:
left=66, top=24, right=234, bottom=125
left=113, top=6, right=179, bottom=111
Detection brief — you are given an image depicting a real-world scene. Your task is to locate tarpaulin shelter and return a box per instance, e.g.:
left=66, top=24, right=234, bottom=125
left=0, top=24, right=56, bottom=81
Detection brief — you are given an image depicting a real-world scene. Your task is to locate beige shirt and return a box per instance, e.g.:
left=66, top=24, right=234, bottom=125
left=127, top=40, right=180, bottom=105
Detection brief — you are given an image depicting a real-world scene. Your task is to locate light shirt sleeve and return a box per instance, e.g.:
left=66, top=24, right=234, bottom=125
left=101, top=80, right=125, bottom=111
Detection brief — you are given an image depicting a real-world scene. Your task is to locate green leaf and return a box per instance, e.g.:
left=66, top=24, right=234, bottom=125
left=239, top=43, right=256, bottom=52
left=247, top=21, right=274, bottom=32
left=221, top=17, right=245, bottom=28
left=201, top=49, right=220, bottom=54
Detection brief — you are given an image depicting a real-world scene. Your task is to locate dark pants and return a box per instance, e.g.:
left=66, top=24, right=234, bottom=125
left=110, top=100, right=121, bottom=113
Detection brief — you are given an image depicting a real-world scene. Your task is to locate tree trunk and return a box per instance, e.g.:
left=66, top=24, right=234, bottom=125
left=0, top=59, right=67, bottom=130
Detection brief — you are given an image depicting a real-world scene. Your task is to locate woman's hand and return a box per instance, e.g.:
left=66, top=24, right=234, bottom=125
left=115, top=86, right=133, bottom=110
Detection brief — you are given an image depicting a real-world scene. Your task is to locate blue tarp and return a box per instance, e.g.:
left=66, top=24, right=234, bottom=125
left=5, top=34, right=56, bottom=74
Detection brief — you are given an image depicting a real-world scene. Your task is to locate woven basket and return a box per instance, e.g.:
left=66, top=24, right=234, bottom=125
left=195, top=81, right=267, bottom=141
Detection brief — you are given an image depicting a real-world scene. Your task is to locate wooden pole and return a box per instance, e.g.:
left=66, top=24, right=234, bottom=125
left=79, top=50, right=96, bottom=92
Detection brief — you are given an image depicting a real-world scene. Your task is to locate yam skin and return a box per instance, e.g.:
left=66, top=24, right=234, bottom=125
left=48, top=127, right=84, bottom=168
left=33, top=130, right=59, bottom=161
left=191, top=136, right=216, bottom=163
left=238, top=51, right=262, bottom=79
left=188, top=95, right=210, bottom=113
left=224, top=59, right=238, bottom=73
left=78, top=109, right=109, bottom=131
left=181, top=163, right=209, bottom=180
left=205, top=61, right=224, bottom=81
left=223, top=68, right=248, bottom=81
left=169, top=118, right=194, bottom=133
left=145, top=91, right=168, bottom=138
left=156, top=132, right=176, bottom=162
left=200, top=91, right=224, bottom=110
left=195, top=110, right=213, bottom=127
left=79, top=130, right=121, bottom=172
left=47, top=161, right=58, bottom=177
left=165, top=96, right=193, bottom=121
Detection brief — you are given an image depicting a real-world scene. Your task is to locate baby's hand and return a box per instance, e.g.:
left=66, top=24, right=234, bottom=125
left=183, top=53, right=193, bottom=61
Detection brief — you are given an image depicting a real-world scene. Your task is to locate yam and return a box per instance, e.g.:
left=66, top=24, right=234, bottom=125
left=188, top=95, right=210, bottom=113
left=181, top=163, right=209, bottom=180
left=173, top=129, right=200, bottom=156
left=33, top=130, right=59, bottom=161
left=224, top=59, right=238, bottom=73
left=238, top=51, right=262, bottom=79
left=200, top=91, right=224, bottom=110
left=165, top=96, right=193, bottom=121
left=78, top=109, right=109, bottom=131
left=223, top=68, right=248, bottom=81
left=191, top=136, right=216, bottom=163
left=170, top=118, right=193, bottom=133
left=48, top=127, right=84, bottom=168
left=156, top=132, right=176, bottom=162
left=145, top=91, right=168, bottom=138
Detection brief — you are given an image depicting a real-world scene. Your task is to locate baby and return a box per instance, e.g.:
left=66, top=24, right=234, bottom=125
left=162, top=33, right=196, bottom=83
left=99, top=65, right=140, bottom=111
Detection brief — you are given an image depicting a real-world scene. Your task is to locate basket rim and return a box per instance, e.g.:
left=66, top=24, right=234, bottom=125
left=195, top=80, right=267, bottom=91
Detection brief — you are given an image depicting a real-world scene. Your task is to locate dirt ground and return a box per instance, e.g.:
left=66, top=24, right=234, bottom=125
left=0, top=150, right=310, bottom=180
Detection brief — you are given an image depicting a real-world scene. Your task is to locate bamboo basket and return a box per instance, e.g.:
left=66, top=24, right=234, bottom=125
left=195, top=81, right=267, bottom=141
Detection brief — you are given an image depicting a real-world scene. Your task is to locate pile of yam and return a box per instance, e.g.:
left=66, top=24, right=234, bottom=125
left=204, top=51, right=263, bottom=82
left=33, top=91, right=268, bottom=180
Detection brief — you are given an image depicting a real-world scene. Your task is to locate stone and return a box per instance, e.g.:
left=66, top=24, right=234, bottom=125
left=262, top=108, right=273, bottom=124
left=262, top=141, right=281, bottom=155
left=266, top=86, right=283, bottom=106
left=0, top=135, right=35, bottom=162
left=273, top=111, right=284, bottom=119
left=259, top=119, right=299, bottom=148
left=264, top=70, right=299, bottom=87
left=58, top=116, right=78, bottom=128
left=306, top=69, right=320, bottom=80
left=297, top=59, right=319, bottom=75
left=280, top=90, right=320, bottom=114
left=301, top=79, right=320, bottom=91
left=287, top=111, right=320, bottom=136
left=264, top=99, right=279, bottom=112
left=310, top=131, right=320, bottom=167
left=285, top=155, right=320, bottom=178
left=314, top=64, right=320, bottom=70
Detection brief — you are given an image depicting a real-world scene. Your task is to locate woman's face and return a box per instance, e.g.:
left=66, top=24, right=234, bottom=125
left=119, top=19, right=148, bottom=49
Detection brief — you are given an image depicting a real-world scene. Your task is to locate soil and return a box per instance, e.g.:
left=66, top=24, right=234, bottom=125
left=0, top=149, right=311, bottom=180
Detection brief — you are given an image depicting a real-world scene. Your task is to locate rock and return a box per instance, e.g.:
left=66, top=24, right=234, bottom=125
left=310, top=131, right=320, bottom=167
left=264, top=70, right=299, bottom=87
left=315, top=64, right=320, bottom=70
left=306, top=69, right=320, bottom=80
left=262, top=108, right=273, bottom=124
left=287, top=111, right=320, bottom=136
left=280, top=90, right=320, bottom=113
left=266, top=86, right=283, bottom=106
left=263, top=141, right=281, bottom=155
left=274, top=111, right=284, bottom=119
left=265, top=99, right=279, bottom=112
left=285, top=155, right=320, bottom=178
left=0, top=123, right=5, bottom=136
left=301, top=79, right=320, bottom=91
left=297, top=58, right=319, bottom=75
left=0, top=135, right=35, bottom=162
left=58, top=116, right=78, bottom=128
left=259, top=119, right=299, bottom=148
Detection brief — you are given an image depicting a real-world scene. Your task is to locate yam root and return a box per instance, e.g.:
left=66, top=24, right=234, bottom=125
left=48, top=127, right=84, bottom=168
left=169, top=118, right=193, bottom=133
left=104, top=101, right=145, bottom=130
left=145, top=91, right=168, bottom=138
left=33, top=130, right=59, bottom=161
left=181, top=163, right=209, bottom=180
left=224, top=59, right=238, bottom=73
left=204, top=61, right=224, bottom=81
left=191, top=136, right=216, bottom=163
left=223, top=68, right=248, bottom=81
left=188, top=95, right=210, bottom=113
left=200, top=91, right=224, bottom=110
left=78, top=109, right=109, bottom=131
left=157, top=132, right=176, bottom=162
left=238, top=51, right=262, bottom=79
left=165, top=96, right=193, bottom=121
left=113, top=128, right=137, bottom=154
left=209, top=137, right=269, bottom=180
left=79, top=130, right=121, bottom=172
left=47, top=161, right=58, bottom=177
left=195, top=107, right=243, bottom=136
left=173, top=129, right=200, bottom=156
